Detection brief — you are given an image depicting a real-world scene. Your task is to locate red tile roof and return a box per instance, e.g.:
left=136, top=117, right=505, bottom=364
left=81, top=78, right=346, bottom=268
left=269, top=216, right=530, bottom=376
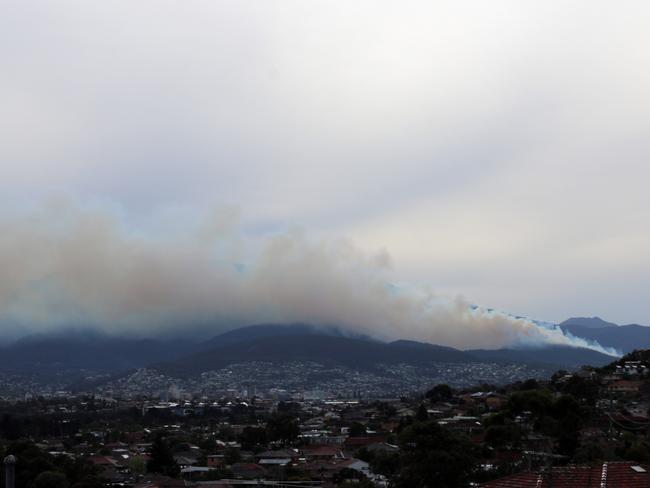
left=481, top=462, right=650, bottom=488
left=481, top=473, right=539, bottom=488
left=304, top=445, right=342, bottom=457
left=88, top=456, right=120, bottom=466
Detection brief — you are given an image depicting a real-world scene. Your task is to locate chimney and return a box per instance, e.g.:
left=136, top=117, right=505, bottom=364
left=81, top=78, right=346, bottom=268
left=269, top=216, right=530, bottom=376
left=4, top=455, right=16, bottom=488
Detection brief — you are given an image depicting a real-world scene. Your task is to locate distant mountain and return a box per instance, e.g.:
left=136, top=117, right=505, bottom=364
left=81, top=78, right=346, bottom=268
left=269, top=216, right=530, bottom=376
left=200, top=323, right=374, bottom=349
left=0, top=330, right=198, bottom=376
left=155, top=332, right=477, bottom=377
left=559, top=317, right=618, bottom=329
left=467, top=345, right=616, bottom=369
left=202, top=323, right=317, bottom=347
left=559, top=317, right=650, bottom=353
left=155, top=325, right=617, bottom=377
left=561, top=324, right=650, bottom=353
left=0, top=322, right=629, bottom=382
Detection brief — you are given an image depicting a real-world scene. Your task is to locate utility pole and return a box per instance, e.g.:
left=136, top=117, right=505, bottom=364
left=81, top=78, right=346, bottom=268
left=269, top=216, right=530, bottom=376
left=4, top=455, right=16, bottom=488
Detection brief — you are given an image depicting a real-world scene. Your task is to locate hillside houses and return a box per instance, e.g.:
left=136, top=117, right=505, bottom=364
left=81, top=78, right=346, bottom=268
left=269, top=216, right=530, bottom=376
left=7, top=350, right=650, bottom=486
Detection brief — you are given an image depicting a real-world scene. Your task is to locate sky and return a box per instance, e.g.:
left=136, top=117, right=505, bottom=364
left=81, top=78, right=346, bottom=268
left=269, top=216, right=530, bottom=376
left=1, top=1, right=649, bottom=346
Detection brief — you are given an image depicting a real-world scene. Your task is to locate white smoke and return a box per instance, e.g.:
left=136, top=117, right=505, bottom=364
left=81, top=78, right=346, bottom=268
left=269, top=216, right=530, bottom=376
left=0, top=203, right=619, bottom=355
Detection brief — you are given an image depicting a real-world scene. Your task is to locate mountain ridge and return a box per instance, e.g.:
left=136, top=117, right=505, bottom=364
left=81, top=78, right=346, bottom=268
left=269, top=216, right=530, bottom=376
left=154, top=332, right=478, bottom=377
left=0, top=322, right=625, bottom=380
left=559, top=317, right=650, bottom=353
left=153, top=324, right=618, bottom=377
left=559, top=317, right=618, bottom=329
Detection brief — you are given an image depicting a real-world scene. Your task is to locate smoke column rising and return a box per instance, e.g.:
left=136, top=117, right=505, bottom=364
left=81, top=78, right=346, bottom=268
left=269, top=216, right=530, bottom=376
left=0, top=203, right=618, bottom=355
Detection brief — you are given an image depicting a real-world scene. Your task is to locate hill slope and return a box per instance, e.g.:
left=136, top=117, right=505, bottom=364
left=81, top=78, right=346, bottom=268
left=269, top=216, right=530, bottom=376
left=559, top=318, right=650, bottom=353
left=155, top=325, right=618, bottom=377
left=559, top=317, right=618, bottom=329
left=156, top=332, right=477, bottom=377
left=0, top=323, right=625, bottom=380
left=200, top=323, right=373, bottom=349
left=0, top=330, right=197, bottom=375
left=467, top=345, right=616, bottom=369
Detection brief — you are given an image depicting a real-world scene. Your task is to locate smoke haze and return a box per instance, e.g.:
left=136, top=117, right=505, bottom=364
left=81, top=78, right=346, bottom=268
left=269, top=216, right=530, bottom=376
left=0, top=204, right=617, bottom=355
left=2, top=2, right=650, bottom=326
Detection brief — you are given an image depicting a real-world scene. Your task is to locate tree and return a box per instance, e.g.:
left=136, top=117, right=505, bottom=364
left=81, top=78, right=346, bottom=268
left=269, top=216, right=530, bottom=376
left=33, top=471, right=69, bottom=488
left=4, top=442, right=103, bottom=488
left=147, top=435, right=180, bottom=477
left=484, top=424, right=522, bottom=450
left=266, top=413, right=299, bottom=444
left=625, top=441, right=650, bottom=463
left=507, top=389, right=553, bottom=417
left=416, top=404, right=429, bottom=422
left=56, top=457, right=104, bottom=488
left=559, top=376, right=596, bottom=400
left=369, top=450, right=400, bottom=478
left=426, top=384, right=453, bottom=403
left=573, top=440, right=606, bottom=463
left=519, top=379, right=539, bottom=390
left=129, top=457, right=147, bottom=476
left=240, top=426, right=267, bottom=450
left=7, top=441, right=56, bottom=488
left=393, top=420, right=479, bottom=488
left=198, top=438, right=217, bottom=452
left=224, top=448, right=241, bottom=465
left=0, top=414, right=24, bottom=440
left=349, top=422, right=366, bottom=437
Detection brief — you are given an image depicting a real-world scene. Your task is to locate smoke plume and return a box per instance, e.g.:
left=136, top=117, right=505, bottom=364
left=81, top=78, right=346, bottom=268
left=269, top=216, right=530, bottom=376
left=0, top=203, right=618, bottom=355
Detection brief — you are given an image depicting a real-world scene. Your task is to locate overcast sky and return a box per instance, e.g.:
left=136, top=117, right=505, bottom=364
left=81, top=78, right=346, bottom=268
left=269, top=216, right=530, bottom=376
left=2, top=1, right=650, bottom=335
